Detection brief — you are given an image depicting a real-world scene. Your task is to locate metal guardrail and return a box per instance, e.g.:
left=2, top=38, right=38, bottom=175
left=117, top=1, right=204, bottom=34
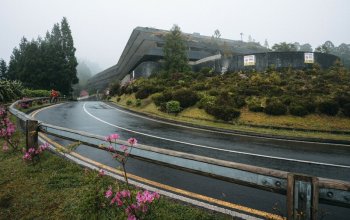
left=8, top=98, right=350, bottom=220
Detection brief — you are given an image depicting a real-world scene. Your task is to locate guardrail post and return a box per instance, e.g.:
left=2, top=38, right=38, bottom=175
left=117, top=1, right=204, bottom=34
left=26, top=120, right=38, bottom=150
left=287, top=174, right=319, bottom=220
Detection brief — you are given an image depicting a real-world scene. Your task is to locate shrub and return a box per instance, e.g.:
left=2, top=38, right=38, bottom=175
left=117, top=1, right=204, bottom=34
left=248, top=102, right=264, bottom=112
left=126, top=100, right=133, bottom=106
left=135, top=85, right=164, bottom=100
left=208, top=89, right=219, bottom=96
left=342, top=103, right=350, bottom=117
left=304, top=100, right=316, bottom=113
left=152, top=91, right=172, bottom=106
left=335, top=95, right=350, bottom=108
left=233, top=95, right=246, bottom=108
left=192, top=82, right=209, bottom=91
left=116, top=97, right=121, bottom=102
left=22, top=89, right=50, bottom=97
left=166, top=100, right=181, bottom=113
left=108, top=80, right=120, bottom=96
left=198, top=95, right=216, bottom=109
left=200, top=67, right=212, bottom=75
left=135, top=88, right=150, bottom=99
left=264, top=100, right=287, bottom=115
left=135, top=99, right=141, bottom=107
left=318, top=100, right=339, bottom=116
left=0, top=80, right=23, bottom=102
left=289, top=104, right=308, bottom=116
left=172, top=88, right=199, bottom=108
left=205, top=105, right=241, bottom=121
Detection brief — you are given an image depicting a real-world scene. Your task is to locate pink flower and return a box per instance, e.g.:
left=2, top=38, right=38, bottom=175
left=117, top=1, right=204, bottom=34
left=23, top=152, right=32, bottom=161
left=127, top=138, right=137, bottom=146
left=99, top=169, right=105, bottom=176
left=105, top=136, right=111, bottom=142
left=110, top=133, right=120, bottom=140
left=127, top=215, right=136, bottom=220
left=110, top=194, right=123, bottom=206
left=120, top=190, right=131, bottom=198
left=136, top=190, right=160, bottom=204
left=39, top=143, right=49, bottom=151
left=2, top=142, right=9, bottom=152
left=105, top=186, right=113, bottom=198
left=120, top=145, right=128, bottom=151
left=108, top=145, right=114, bottom=151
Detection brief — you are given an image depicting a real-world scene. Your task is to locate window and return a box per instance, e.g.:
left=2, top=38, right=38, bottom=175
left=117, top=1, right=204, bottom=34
left=304, top=53, right=314, bottom=63
left=244, top=55, right=256, bottom=66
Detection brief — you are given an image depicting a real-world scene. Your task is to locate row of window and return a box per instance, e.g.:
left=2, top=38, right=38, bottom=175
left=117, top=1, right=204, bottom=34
left=243, top=53, right=314, bottom=66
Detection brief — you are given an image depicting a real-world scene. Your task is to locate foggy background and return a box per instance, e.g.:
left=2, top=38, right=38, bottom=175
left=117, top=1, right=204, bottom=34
left=1, top=0, right=349, bottom=74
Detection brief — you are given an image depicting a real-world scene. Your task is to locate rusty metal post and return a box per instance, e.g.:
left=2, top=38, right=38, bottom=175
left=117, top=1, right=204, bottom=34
left=287, top=174, right=319, bottom=220
left=26, top=120, right=38, bottom=150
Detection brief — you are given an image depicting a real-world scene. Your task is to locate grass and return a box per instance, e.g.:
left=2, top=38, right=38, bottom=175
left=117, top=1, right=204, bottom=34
left=111, top=94, right=350, bottom=142
left=0, top=130, right=231, bottom=219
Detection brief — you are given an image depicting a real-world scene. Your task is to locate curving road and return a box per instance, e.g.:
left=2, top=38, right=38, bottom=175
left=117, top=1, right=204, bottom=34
left=34, top=101, right=350, bottom=219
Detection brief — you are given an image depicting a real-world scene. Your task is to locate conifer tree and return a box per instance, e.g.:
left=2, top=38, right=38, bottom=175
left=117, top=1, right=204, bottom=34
left=0, top=59, right=7, bottom=79
left=163, top=25, right=190, bottom=73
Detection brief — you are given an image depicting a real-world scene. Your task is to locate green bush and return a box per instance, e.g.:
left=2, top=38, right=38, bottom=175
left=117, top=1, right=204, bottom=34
left=116, top=97, right=121, bottom=102
left=247, top=96, right=264, bottom=112
left=304, top=100, right=316, bottom=113
left=135, top=85, right=164, bottom=100
left=135, top=99, right=141, bottom=107
left=192, top=82, right=209, bottom=91
left=126, top=100, right=133, bottom=106
left=135, top=88, right=150, bottom=99
left=22, top=89, right=50, bottom=97
left=335, top=95, right=350, bottom=108
left=318, top=100, right=339, bottom=116
left=248, top=102, right=264, bottom=112
left=0, top=80, right=23, bottom=102
left=342, top=103, right=350, bottom=117
left=205, top=105, right=241, bottom=121
left=152, top=91, right=172, bottom=106
left=233, top=95, right=246, bottom=108
left=108, top=80, right=120, bottom=96
left=264, top=100, right=287, bottom=115
left=208, top=89, right=219, bottom=96
left=166, top=100, right=181, bottom=113
left=200, top=67, right=212, bottom=75
left=198, top=95, right=216, bottom=109
left=289, top=104, right=308, bottom=116
left=172, top=88, right=199, bottom=108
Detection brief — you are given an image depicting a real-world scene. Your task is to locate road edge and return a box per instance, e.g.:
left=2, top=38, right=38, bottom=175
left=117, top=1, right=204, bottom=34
left=105, top=101, right=350, bottom=146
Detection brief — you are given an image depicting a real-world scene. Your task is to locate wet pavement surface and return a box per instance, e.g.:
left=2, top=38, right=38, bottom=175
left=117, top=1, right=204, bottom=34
left=35, top=101, right=350, bottom=219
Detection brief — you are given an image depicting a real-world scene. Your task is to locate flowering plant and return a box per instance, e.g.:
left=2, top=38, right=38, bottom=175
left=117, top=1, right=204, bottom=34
left=0, top=106, right=20, bottom=152
left=103, top=134, right=160, bottom=220
left=22, top=142, right=49, bottom=164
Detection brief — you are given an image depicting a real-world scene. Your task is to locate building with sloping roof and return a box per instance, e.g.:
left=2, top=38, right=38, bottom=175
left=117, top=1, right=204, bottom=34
left=87, top=26, right=268, bottom=91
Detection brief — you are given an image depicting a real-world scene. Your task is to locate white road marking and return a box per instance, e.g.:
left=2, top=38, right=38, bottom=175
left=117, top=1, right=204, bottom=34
left=83, top=102, right=350, bottom=169
left=101, top=102, right=350, bottom=147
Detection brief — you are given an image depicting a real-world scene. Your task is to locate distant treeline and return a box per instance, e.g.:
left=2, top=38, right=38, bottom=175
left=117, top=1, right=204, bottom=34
left=0, top=17, right=78, bottom=95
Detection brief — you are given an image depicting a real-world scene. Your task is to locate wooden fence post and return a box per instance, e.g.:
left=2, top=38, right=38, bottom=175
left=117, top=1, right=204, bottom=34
left=287, top=174, right=319, bottom=220
left=26, top=120, right=38, bottom=150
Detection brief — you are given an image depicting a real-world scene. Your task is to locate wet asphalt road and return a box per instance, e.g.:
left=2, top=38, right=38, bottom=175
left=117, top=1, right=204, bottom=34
left=34, top=101, right=350, bottom=219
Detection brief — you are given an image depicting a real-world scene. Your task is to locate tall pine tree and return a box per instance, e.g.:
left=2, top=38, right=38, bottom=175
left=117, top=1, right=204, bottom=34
left=0, top=59, right=7, bottom=79
left=6, top=17, right=78, bottom=95
left=163, top=25, right=190, bottom=73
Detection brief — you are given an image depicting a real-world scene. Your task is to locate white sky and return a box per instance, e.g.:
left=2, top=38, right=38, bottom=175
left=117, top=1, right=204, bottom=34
left=1, top=0, right=349, bottom=70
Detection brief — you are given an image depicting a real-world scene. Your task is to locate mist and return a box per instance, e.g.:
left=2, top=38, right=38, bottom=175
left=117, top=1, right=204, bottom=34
left=1, top=0, right=349, bottom=71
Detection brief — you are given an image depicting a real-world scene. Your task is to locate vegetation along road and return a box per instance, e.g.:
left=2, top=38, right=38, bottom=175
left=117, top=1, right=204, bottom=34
left=33, top=101, right=350, bottom=219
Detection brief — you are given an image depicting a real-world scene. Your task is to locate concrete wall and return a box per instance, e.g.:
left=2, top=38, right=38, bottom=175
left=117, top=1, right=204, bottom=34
left=193, top=52, right=339, bottom=73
